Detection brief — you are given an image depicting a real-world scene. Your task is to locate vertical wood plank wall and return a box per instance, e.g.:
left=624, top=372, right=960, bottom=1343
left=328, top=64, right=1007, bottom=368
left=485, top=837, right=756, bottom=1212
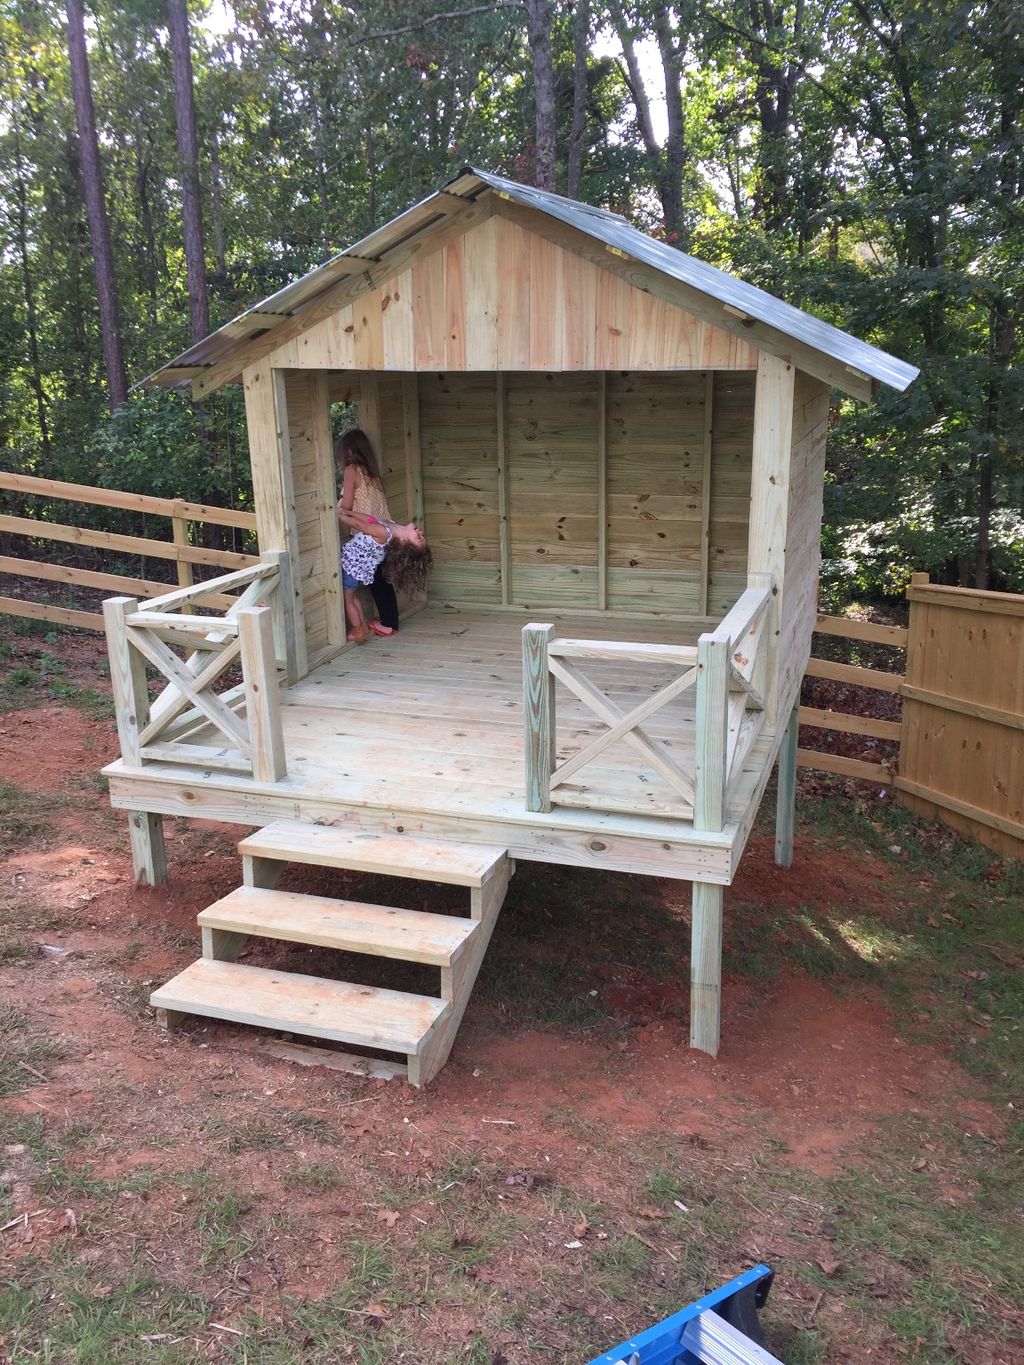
left=414, top=371, right=754, bottom=615
left=897, top=585, right=1024, bottom=859
left=777, top=373, right=830, bottom=718
left=283, top=371, right=342, bottom=660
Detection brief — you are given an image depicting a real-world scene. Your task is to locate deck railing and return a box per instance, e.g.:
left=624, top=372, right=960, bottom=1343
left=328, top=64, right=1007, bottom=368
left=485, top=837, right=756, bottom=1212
left=522, top=578, right=772, bottom=824
left=693, top=580, right=772, bottom=833
left=102, top=550, right=290, bottom=784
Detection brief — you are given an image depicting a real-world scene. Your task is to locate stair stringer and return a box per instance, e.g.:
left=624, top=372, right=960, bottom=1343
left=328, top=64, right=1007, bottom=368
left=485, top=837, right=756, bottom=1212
left=408, top=856, right=514, bottom=1087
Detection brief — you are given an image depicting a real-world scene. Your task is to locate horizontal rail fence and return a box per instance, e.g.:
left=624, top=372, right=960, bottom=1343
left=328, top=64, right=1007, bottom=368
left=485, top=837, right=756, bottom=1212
left=798, top=612, right=907, bottom=782
left=104, top=552, right=288, bottom=784
left=0, top=471, right=258, bottom=632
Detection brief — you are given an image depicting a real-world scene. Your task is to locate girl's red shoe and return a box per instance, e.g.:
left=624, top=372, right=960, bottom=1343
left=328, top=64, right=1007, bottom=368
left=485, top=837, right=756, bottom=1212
left=369, top=621, right=395, bottom=637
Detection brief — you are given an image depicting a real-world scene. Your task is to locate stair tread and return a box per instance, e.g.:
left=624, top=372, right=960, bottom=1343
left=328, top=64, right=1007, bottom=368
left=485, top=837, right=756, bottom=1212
left=150, top=959, right=447, bottom=1053
left=198, top=886, right=477, bottom=965
left=239, top=821, right=507, bottom=888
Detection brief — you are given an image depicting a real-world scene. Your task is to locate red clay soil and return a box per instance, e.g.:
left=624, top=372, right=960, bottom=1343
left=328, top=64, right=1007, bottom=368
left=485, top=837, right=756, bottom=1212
left=0, top=669, right=1014, bottom=1362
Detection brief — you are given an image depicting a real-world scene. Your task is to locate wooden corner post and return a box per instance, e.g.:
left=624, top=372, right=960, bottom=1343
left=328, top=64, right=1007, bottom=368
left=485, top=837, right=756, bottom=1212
left=747, top=353, right=795, bottom=725
left=691, top=631, right=729, bottom=1056
left=522, top=624, right=556, bottom=812
left=102, top=595, right=166, bottom=887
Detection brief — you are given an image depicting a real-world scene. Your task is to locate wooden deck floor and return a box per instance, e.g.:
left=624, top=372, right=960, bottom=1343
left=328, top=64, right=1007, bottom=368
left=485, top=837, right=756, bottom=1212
left=105, top=606, right=780, bottom=883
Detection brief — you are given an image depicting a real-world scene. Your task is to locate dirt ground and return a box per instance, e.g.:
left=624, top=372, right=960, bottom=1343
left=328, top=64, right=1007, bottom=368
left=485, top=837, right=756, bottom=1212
left=1, top=631, right=1021, bottom=1364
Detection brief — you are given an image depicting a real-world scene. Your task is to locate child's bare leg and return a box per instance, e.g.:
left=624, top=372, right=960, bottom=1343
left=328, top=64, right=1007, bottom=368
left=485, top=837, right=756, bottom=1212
left=344, top=588, right=368, bottom=641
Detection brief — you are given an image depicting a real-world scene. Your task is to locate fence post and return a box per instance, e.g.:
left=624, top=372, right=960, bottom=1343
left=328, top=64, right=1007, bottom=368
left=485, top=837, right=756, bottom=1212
left=171, top=501, right=194, bottom=588
left=522, top=624, right=556, bottom=813
left=238, top=606, right=287, bottom=783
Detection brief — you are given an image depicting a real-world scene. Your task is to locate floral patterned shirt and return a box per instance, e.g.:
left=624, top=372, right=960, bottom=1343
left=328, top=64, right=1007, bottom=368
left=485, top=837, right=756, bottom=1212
left=341, top=524, right=392, bottom=586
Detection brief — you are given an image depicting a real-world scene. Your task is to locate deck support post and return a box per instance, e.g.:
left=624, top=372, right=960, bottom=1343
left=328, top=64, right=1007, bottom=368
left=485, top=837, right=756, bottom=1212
left=692, top=629, right=728, bottom=1055
left=690, top=881, right=723, bottom=1056
left=128, top=811, right=166, bottom=888
left=522, top=624, right=556, bottom=812
left=775, top=700, right=799, bottom=868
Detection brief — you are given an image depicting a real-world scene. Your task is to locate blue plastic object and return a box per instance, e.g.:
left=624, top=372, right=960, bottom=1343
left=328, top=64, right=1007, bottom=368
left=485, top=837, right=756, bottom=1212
left=586, top=1264, right=775, bottom=1365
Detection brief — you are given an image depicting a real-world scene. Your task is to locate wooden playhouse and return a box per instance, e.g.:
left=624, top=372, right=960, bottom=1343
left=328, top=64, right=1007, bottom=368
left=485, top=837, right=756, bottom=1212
left=103, top=169, right=918, bottom=1082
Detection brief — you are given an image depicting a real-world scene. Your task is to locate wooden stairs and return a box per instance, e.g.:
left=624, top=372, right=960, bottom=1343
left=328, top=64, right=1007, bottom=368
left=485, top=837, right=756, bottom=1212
left=150, top=821, right=513, bottom=1086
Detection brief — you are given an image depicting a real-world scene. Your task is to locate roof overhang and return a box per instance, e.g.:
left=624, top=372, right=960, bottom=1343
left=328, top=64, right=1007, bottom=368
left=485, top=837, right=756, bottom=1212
left=138, top=168, right=919, bottom=403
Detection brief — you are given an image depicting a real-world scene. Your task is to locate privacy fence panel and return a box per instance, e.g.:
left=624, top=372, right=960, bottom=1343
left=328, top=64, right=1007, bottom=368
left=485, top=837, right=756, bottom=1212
left=895, top=575, right=1024, bottom=859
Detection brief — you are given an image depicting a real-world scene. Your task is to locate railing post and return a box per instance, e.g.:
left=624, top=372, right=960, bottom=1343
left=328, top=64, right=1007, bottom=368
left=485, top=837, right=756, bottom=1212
left=522, top=623, right=556, bottom=813
left=102, top=595, right=166, bottom=887
left=260, top=547, right=297, bottom=686
left=238, top=606, right=287, bottom=784
left=102, top=597, right=149, bottom=766
left=694, top=633, right=728, bottom=833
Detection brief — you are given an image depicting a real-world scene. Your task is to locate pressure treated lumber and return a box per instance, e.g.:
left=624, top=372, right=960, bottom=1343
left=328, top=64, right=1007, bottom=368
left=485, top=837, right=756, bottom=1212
left=197, top=886, right=478, bottom=965
left=151, top=958, right=449, bottom=1053
left=0, top=470, right=257, bottom=529
left=238, top=821, right=507, bottom=887
left=690, top=881, right=723, bottom=1056
left=775, top=702, right=798, bottom=868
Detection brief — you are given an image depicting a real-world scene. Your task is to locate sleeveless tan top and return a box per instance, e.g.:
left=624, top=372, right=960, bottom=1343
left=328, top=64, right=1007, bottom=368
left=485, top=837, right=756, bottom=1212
left=351, top=469, right=391, bottom=523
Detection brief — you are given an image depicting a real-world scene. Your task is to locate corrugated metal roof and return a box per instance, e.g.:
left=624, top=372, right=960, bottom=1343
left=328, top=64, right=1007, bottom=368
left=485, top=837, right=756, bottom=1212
left=141, top=167, right=918, bottom=395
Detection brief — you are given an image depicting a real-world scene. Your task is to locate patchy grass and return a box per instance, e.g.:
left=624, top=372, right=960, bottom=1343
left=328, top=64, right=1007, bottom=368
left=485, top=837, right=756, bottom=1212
left=0, top=780, right=69, bottom=854
left=0, top=1004, right=65, bottom=1098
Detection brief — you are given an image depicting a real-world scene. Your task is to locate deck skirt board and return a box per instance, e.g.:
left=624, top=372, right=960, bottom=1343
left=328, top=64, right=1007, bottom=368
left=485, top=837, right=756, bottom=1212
left=197, top=886, right=478, bottom=965
left=150, top=958, right=448, bottom=1052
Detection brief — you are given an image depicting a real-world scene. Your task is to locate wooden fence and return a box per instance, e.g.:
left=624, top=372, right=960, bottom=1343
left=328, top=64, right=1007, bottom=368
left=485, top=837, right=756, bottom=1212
left=0, top=471, right=258, bottom=631
left=799, top=574, right=1023, bottom=859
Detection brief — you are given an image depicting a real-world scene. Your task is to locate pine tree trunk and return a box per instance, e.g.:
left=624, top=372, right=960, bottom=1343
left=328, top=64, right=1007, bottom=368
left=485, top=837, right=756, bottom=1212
left=65, top=0, right=128, bottom=409
left=524, top=0, right=556, bottom=191
left=12, top=135, right=51, bottom=460
left=567, top=0, right=590, bottom=198
left=167, top=0, right=209, bottom=345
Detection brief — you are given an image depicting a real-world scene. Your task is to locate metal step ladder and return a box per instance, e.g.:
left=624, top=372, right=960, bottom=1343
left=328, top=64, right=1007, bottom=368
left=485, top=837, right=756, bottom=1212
left=150, top=821, right=513, bottom=1086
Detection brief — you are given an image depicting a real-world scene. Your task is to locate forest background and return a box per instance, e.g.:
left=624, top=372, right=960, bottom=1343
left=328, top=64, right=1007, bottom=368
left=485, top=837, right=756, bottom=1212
left=1, top=0, right=1021, bottom=603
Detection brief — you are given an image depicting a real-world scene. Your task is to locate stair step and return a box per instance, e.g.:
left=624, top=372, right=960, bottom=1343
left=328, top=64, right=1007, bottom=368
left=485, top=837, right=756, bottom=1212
left=150, top=959, right=448, bottom=1054
left=239, top=821, right=507, bottom=888
left=198, top=886, right=477, bottom=966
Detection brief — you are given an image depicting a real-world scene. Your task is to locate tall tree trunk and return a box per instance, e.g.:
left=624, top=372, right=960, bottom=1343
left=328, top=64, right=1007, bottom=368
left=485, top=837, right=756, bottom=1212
left=210, top=126, right=227, bottom=276
left=134, top=126, right=159, bottom=326
left=12, top=133, right=51, bottom=460
left=167, top=0, right=209, bottom=344
left=653, top=4, right=687, bottom=245
left=523, top=0, right=556, bottom=191
left=65, top=0, right=128, bottom=409
left=566, top=0, right=590, bottom=198
left=609, top=1, right=683, bottom=239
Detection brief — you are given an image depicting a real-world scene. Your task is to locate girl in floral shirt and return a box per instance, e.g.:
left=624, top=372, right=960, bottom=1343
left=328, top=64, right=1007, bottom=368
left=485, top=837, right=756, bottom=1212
left=337, top=508, right=431, bottom=644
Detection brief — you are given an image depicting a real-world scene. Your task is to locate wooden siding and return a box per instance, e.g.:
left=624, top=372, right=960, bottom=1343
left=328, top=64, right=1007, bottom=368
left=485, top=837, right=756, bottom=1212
left=284, top=372, right=342, bottom=660
left=260, top=215, right=760, bottom=375
left=415, top=371, right=753, bottom=615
